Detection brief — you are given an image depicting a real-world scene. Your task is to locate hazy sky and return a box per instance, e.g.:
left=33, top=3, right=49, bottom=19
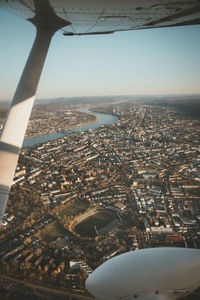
left=0, top=8, right=200, bottom=100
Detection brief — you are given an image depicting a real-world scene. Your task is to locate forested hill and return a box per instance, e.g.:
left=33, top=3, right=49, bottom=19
left=150, top=96, right=200, bottom=120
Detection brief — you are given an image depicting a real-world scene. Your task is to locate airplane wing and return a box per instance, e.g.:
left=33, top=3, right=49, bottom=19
left=0, top=0, right=200, bottom=35
left=122, top=295, right=175, bottom=300
left=85, top=247, right=200, bottom=300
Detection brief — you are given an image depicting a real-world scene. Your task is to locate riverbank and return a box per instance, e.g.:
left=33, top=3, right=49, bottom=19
left=24, top=113, right=98, bottom=140
left=70, top=114, right=98, bottom=132
left=23, top=108, right=118, bottom=147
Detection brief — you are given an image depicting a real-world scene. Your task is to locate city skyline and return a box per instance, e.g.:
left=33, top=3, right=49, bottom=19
left=0, top=8, right=200, bottom=101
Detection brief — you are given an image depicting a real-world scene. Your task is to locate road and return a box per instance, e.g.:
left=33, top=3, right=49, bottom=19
left=0, top=273, right=94, bottom=300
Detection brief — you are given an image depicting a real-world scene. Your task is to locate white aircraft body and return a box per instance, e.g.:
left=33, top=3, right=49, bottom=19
left=86, top=247, right=200, bottom=300
left=0, top=1, right=200, bottom=299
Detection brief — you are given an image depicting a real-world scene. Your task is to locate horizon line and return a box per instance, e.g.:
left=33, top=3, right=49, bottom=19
left=1, top=92, right=200, bottom=103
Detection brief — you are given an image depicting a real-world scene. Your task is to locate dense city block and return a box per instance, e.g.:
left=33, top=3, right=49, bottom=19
left=0, top=97, right=200, bottom=299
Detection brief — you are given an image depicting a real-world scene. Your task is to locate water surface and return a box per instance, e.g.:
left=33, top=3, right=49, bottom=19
left=23, top=108, right=118, bottom=147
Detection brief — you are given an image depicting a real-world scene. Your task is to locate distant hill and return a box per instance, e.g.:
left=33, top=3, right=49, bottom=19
left=1, top=94, right=200, bottom=119
left=35, top=95, right=135, bottom=106
left=146, top=95, right=200, bottom=120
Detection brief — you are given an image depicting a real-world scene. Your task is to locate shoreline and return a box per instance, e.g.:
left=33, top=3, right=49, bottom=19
left=24, top=114, right=98, bottom=140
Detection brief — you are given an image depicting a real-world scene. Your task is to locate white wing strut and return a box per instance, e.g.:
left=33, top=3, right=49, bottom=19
left=0, top=0, right=70, bottom=226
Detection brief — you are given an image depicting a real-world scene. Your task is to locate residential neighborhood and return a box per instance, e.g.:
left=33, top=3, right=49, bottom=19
left=0, top=99, right=199, bottom=298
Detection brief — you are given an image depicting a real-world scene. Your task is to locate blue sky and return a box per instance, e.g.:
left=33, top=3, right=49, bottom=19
left=0, top=8, right=200, bottom=100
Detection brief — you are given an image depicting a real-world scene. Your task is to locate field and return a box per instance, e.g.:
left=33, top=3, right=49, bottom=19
left=61, top=200, right=89, bottom=217
left=41, top=221, right=68, bottom=243
left=75, top=211, right=116, bottom=238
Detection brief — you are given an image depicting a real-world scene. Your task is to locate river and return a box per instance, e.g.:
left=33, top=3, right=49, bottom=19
left=23, top=107, right=118, bottom=147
